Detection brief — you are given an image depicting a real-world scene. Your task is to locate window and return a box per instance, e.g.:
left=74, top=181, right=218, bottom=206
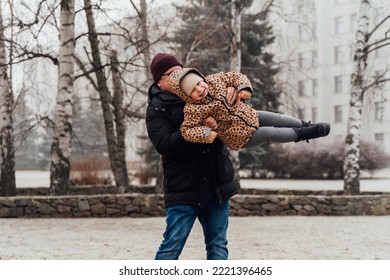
left=335, top=0, right=350, bottom=4
left=335, top=46, right=351, bottom=63
left=375, top=101, right=385, bottom=121
left=373, top=70, right=385, bottom=87
left=311, top=21, right=318, bottom=40
left=298, top=108, right=305, bottom=120
left=312, top=79, right=318, bottom=96
left=334, top=75, right=343, bottom=93
left=334, top=105, right=343, bottom=122
left=376, top=46, right=386, bottom=57
left=299, top=25, right=310, bottom=42
left=297, top=1, right=314, bottom=14
left=350, top=13, right=357, bottom=32
left=334, top=134, right=344, bottom=143
left=297, top=1, right=304, bottom=12
left=298, top=52, right=305, bottom=68
left=334, top=16, right=346, bottom=34
left=312, top=107, right=318, bottom=123
left=375, top=69, right=383, bottom=79
left=312, top=50, right=318, bottom=67
left=375, top=133, right=384, bottom=146
left=374, top=8, right=385, bottom=25
left=334, top=46, right=344, bottom=63
left=298, top=80, right=306, bottom=96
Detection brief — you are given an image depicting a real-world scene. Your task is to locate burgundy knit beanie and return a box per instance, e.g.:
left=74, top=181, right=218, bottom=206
left=150, top=53, right=183, bottom=83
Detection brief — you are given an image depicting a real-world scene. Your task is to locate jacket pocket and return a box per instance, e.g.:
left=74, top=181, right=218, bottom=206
left=216, top=155, right=234, bottom=184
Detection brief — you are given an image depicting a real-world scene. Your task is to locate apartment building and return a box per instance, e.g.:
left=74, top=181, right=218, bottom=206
left=266, top=0, right=390, bottom=154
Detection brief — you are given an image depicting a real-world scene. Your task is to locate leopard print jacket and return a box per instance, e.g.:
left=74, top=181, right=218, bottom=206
left=168, top=68, right=259, bottom=151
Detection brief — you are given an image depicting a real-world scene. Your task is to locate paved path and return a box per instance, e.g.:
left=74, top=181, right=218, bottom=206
left=4, top=170, right=390, bottom=260
left=1, top=216, right=390, bottom=260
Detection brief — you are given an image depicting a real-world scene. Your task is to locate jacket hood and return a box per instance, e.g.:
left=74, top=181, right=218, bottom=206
left=168, top=68, right=206, bottom=103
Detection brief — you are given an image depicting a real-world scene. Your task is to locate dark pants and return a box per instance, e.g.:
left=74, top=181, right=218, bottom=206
left=155, top=194, right=229, bottom=260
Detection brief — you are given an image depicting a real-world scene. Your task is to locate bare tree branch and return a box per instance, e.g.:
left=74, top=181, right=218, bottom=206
left=367, top=14, right=390, bottom=39
left=123, top=102, right=146, bottom=119
left=367, top=37, right=390, bottom=54
left=363, top=65, right=390, bottom=90
left=74, top=54, right=98, bottom=89
left=12, top=49, right=58, bottom=65
left=185, top=23, right=224, bottom=65
left=128, top=0, right=141, bottom=17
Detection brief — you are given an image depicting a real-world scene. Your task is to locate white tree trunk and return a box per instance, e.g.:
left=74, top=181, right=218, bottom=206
left=229, top=0, right=242, bottom=188
left=230, top=0, right=242, bottom=72
left=0, top=3, right=16, bottom=196
left=343, top=0, right=371, bottom=195
left=50, top=0, right=75, bottom=195
left=139, top=0, right=151, bottom=80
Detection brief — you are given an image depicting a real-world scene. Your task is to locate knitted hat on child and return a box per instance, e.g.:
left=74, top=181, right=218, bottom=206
left=180, top=72, right=204, bottom=96
left=150, top=53, right=183, bottom=83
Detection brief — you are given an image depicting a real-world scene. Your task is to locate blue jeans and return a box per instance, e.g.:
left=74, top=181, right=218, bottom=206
left=155, top=194, right=229, bottom=260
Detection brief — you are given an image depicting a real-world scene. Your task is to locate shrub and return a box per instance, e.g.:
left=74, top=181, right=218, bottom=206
left=70, top=155, right=113, bottom=185
left=264, top=140, right=389, bottom=179
left=239, top=145, right=268, bottom=177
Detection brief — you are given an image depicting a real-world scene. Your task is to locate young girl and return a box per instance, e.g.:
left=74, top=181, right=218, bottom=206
left=168, top=67, right=330, bottom=150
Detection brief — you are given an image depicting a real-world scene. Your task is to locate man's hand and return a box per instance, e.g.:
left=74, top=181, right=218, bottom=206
left=202, top=116, right=218, bottom=130
left=205, top=131, right=218, bottom=143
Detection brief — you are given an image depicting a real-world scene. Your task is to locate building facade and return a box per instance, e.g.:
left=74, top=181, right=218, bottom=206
left=266, top=0, right=390, bottom=154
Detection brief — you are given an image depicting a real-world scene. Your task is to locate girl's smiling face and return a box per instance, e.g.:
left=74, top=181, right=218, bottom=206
left=189, top=80, right=209, bottom=101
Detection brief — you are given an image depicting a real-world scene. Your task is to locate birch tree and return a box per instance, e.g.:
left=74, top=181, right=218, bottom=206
left=1, top=1, right=64, bottom=177
left=229, top=0, right=276, bottom=185
left=130, top=0, right=151, bottom=80
left=130, top=0, right=164, bottom=192
left=344, top=0, right=390, bottom=195
left=49, top=0, right=75, bottom=195
left=230, top=0, right=242, bottom=72
left=229, top=0, right=244, bottom=188
left=0, top=2, right=16, bottom=196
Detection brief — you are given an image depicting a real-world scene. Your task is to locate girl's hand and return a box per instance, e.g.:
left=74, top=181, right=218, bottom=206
left=202, top=116, right=218, bottom=130
left=226, top=87, right=239, bottom=105
left=227, top=87, right=251, bottom=104
left=205, top=131, right=218, bottom=143
left=238, top=89, right=252, bottom=100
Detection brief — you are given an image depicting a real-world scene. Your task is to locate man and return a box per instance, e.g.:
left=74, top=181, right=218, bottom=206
left=145, top=53, right=239, bottom=260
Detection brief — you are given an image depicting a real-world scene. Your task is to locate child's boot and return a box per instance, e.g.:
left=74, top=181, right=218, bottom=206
left=301, top=120, right=311, bottom=127
left=294, top=122, right=330, bottom=142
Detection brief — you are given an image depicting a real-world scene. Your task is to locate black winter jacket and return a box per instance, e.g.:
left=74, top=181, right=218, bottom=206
left=146, top=84, right=239, bottom=208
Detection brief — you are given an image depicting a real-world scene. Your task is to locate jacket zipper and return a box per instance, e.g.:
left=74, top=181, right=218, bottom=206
left=208, top=94, right=258, bottom=129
